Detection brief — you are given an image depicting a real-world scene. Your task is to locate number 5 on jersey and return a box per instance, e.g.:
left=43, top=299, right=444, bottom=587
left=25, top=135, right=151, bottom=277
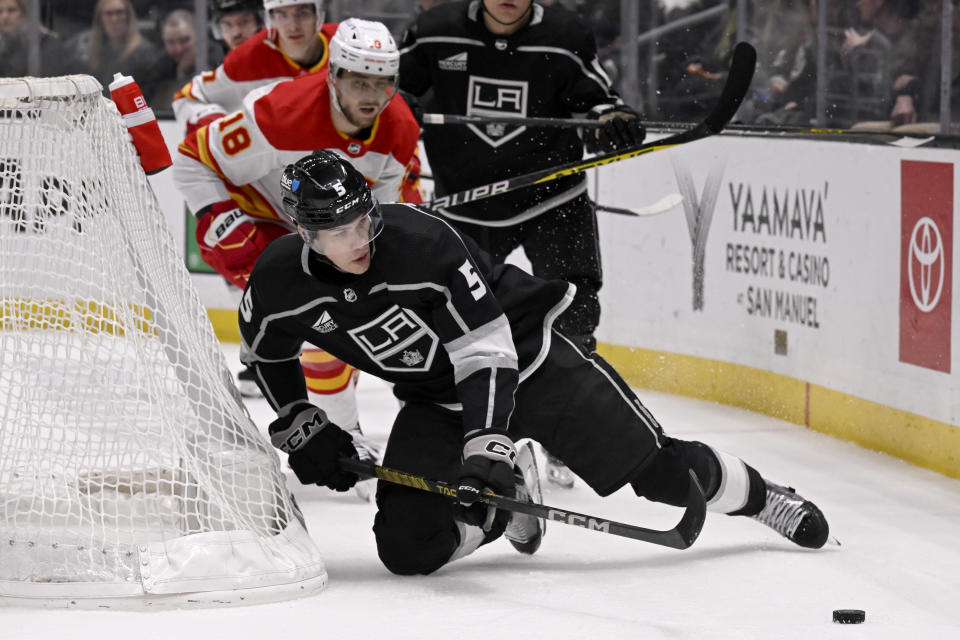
left=458, top=259, right=487, bottom=301
left=218, top=112, right=252, bottom=156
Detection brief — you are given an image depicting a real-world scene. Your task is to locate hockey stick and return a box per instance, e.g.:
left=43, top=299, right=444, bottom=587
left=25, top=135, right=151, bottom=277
left=421, top=169, right=682, bottom=219
left=597, top=193, right=684, bottom=217
left=426, top=41, right=757, bottom=210
left=340, top=458, right=706, bottom=550
left=423, top=113, right=603, bottom=128
left=641, top=120, right=955, bottom=148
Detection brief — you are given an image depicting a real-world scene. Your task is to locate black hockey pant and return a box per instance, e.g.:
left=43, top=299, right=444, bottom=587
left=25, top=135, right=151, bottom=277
left=372, top=332, right=761, bottom=575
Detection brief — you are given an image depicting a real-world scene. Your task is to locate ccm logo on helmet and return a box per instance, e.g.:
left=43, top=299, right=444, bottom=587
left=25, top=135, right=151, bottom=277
left=335, top=195, right=362, bottom=214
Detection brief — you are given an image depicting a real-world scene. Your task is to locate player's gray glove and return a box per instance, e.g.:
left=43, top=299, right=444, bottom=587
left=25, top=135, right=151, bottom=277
left=585, top=104, right=646, bottom=153
left=269, top=402, right=359, bottom=492
left=455, top=431, right=517, bottom=531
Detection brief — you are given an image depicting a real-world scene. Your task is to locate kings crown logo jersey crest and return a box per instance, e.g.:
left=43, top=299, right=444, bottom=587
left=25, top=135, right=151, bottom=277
left=400, top=350, right=424, bottom=367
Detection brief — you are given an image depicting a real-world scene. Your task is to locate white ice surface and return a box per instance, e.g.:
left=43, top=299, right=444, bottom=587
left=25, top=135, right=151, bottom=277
left=5, top=342, right=959, bottom=639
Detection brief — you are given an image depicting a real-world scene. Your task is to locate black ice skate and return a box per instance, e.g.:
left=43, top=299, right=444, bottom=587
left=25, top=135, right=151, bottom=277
left=752, top=481, right=829, bottom=549
left=504, top=441, right=545, bottom=554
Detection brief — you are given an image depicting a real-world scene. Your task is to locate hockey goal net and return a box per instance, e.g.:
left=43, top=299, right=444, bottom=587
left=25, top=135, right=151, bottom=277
left=0, top=76, right=326, bottom=608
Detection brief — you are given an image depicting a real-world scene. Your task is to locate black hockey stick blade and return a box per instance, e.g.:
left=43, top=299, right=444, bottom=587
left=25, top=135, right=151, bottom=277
left=702, top=41, right=757, bottom=134
left=340, top=459, right=706, bottom=550
left=426, top=41, right=757, bottom=211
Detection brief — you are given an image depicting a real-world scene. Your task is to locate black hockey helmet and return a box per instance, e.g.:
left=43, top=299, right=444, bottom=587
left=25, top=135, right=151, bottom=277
left=211, top=0, right=261, bottom=20
left=280, top=150, right=383, bottom=253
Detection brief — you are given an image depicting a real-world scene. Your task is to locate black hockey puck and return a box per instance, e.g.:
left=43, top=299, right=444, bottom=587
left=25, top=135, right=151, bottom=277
left=832, top=609, right=865, bottom=624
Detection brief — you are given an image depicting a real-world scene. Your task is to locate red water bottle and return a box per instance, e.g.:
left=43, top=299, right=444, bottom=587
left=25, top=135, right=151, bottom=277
left=108, top=73, right=172, bottom=175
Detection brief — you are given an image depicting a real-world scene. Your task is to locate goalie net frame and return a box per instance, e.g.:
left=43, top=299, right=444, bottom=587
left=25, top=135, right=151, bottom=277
left=0, top=75, right=326, bottom=609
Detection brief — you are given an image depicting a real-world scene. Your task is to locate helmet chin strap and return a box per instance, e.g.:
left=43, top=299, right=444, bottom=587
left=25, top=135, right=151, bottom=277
left=481, top=1, right=532, bottom=27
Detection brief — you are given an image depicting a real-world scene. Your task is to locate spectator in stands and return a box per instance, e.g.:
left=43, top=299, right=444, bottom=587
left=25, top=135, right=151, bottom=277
left=652, top=0, right=737, bottom=121
left=752, top=0, right=847, bottom=126
left=842, top=0, right=923, bottom=127
left=883, top=0, right=960, bottom=132
left=151, top=9, right=197, bottom=110
left=71, top=0, right=161, bottom=98
left=0, top=0, right=66, bottom=77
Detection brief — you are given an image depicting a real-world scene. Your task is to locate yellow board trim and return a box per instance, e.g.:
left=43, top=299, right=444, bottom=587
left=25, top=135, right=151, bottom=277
left=1, top=299, right=155, bottom=337
left=597, top=342, right=960, bottom=480
left=205, top=315, right=960, bottom=479
left=207, top=308, right=240, bottom=343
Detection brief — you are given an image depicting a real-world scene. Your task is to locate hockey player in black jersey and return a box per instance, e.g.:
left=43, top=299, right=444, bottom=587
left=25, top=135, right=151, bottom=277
left=239, top=151, right=831, bottom=576
left=398, top=0, right=643, bottom=353
left=399, top=0, right=646, bottom=487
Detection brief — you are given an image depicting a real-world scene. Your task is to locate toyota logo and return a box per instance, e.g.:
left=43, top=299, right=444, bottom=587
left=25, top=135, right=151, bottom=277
left=908, top=217, right=944, bottom=312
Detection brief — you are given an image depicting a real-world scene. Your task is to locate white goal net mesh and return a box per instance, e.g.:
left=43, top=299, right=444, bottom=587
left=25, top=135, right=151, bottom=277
left=0, top=76, right=326, bottom=607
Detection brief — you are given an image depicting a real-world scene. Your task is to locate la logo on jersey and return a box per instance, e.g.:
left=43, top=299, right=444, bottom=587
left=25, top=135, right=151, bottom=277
left=312, top=310, right=338, bottom=333
left=348, top=305, right=438, bottom=372
left=466, top=75, right=528, bottom=148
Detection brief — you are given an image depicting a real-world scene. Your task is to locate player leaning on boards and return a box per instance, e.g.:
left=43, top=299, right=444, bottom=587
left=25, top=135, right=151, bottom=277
left=173, top=19, right=420, bottom=493
left=398, top=0, right=643, bottom=489
left=239, top=150, right=831, bottom=576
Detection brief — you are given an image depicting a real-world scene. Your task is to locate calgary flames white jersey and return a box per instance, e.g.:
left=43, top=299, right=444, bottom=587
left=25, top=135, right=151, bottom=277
left=172, top=25, right=338, bottom=130
left=174, top=71, right=421, bottom=224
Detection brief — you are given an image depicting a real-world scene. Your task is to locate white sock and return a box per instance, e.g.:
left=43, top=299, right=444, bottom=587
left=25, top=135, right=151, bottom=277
left=448, top=521, right=486, bottom=563
left=706, top=447, right=751, bottom=514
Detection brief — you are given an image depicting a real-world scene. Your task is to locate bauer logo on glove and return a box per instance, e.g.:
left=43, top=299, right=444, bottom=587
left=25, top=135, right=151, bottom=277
left=206, top=208, right=251, bottom=246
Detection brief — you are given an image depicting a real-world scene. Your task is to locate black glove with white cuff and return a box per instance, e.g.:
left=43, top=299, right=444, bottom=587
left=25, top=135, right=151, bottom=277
left=455, top=430, right=518, bottom=531
left=269, top=402, right=359, bottom=492
left=585, top=104, right=646, bottom=153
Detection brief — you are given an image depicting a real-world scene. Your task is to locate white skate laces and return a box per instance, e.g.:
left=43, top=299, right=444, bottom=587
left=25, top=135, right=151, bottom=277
left=751, top=481, right=829, bottom=549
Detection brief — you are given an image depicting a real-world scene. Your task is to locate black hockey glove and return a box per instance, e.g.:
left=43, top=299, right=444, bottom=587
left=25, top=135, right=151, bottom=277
left=585, top=104, right=646, bottom=153
left=455, top=431, right=517, bottom=531
left=269, top=402, right=359, bottom=492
